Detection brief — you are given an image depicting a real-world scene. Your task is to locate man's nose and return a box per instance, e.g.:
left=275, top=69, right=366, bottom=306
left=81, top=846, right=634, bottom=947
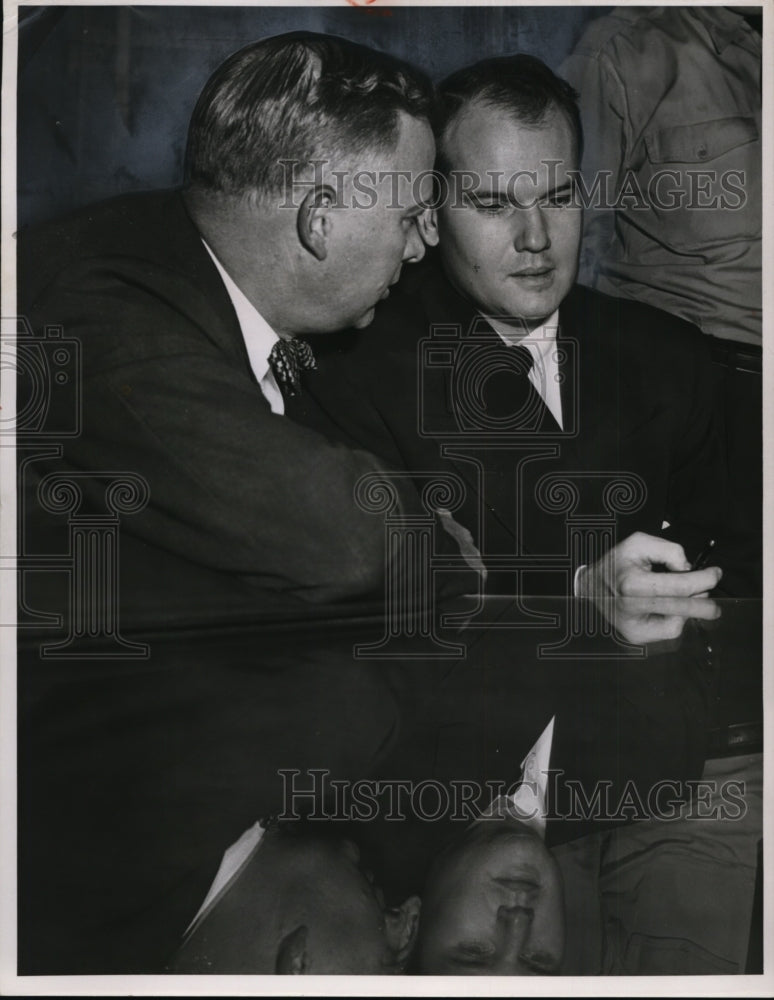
left=499, top=903, right=563, bottom=974
left=403, top=220, right=427, bottom=264
left=513, top=204, right=551, bottom=254
left=498, top=905, right=533, bottom=971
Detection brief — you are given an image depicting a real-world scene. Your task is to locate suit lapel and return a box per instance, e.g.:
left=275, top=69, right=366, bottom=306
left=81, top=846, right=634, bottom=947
left=552, top=289, right=656, bottom=534
left=555, top=290, right=622, bottom=465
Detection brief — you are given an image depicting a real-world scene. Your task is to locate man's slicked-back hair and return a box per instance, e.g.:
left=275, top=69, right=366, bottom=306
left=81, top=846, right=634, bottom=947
left=185, top=31, right=434, bottom=201
left=435, top=54, right=582, bottom=169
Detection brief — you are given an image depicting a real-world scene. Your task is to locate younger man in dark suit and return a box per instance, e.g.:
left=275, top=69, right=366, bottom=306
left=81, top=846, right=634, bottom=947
left=292, top=54, right=747, bottom=607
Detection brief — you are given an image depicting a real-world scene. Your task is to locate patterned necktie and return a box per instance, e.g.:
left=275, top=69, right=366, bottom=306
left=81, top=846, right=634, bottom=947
left=268, top=337, right=317, bottom=397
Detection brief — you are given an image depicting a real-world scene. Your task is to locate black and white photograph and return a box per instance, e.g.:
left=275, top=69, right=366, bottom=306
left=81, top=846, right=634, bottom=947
left=1, top=0, right=768, bottom=992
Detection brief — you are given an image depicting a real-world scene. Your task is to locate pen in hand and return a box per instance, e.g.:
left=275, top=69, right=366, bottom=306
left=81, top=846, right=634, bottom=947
left=691, top=538, right=716, bottom=571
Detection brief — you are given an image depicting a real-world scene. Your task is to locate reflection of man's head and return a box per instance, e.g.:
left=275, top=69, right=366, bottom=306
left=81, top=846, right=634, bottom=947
left=417, top=812, right=565, bottom=975
left=433, top=55, right=583, bottom=332
left=170, top=823, right=420, bottom=974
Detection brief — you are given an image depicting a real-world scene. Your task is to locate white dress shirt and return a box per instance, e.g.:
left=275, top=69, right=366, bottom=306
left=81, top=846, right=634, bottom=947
left=485, top=716, right=555, bottom=839
left=202, top=241, right=285, bottom=415
left=486, top=310, right=563, bottom=429
left=183, top=818, right=266, bottom=944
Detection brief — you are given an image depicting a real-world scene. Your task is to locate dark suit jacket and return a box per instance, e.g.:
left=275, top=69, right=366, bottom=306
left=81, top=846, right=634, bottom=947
left=335, top=606, right=717, bottom=905
left=18, top=622, right=419, bottom=973
left=291, top=256, right=744, bottom=593
left=17, top=190, right=420, bottom=608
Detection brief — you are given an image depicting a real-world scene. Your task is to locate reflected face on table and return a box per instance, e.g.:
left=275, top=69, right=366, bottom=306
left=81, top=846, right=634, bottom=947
left=418, top=815, right=565, bottom=974
left=170, top=827, right=420, bottom=974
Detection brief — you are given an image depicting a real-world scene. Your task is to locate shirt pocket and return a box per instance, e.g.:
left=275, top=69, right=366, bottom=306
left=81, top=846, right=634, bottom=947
left=632, top=116, right=760, bottom=252
left=644, top=116, right=758, bottom=165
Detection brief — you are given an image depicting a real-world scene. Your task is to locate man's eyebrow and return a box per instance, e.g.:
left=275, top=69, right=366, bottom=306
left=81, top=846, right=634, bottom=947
left=520, top=949, right=560, bottom=973
left=448, top=954, right=492, bottom=968
left=468, top=180, right=574, bottom=202
left=451, top=940, right=496, bottom=959
left=465, top=189, right=510, bottom=205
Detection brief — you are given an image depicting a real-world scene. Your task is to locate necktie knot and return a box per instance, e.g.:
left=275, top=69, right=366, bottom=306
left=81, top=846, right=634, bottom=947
left=509, top=341, right=534, bottom=377
left=268, top=337, right=317, bottom=397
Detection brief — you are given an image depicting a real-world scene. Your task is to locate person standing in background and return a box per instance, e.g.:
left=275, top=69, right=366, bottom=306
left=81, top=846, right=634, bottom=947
left=561, top=6, right=762, bottom=574
left=561, top=6, right=761, bottom=345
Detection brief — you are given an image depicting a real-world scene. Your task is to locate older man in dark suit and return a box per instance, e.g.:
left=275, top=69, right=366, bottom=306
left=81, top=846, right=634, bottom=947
left=17, top=32, right=441, bottom=609
left=291, top=54, right=755, bottom=607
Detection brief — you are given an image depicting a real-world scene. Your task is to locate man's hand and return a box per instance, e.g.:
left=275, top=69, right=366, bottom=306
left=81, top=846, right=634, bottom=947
left=576, top=531, right=722, bottom=599
left=576, top=532, right=723, bottom=645
left=603, top=594, right=721, bottom=646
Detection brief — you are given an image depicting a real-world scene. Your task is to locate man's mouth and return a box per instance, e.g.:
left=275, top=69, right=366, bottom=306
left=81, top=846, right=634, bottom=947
left=510, top=266, right=554, bottom=278
left=508, top=267, right=555, bottom=290
left=494, top=877, right=540, bottom=901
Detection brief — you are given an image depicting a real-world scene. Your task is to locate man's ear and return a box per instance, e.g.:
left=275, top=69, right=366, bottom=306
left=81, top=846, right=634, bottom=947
left=384, top=895, right=421, bottom=969
left=274, top=924, right=309, bottom=974
left=417, top=207, right=439, bottom=247
left=297, top=185, right=336, bottom=261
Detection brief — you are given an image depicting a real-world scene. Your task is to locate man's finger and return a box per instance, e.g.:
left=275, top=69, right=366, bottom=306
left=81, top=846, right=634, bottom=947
left=616, top=595, right=721, bottom=619
left=617, top=532, right=691, bottom=572
left=619, top=565, right=723, bottom=598
left=616, top=614, right=686, bottom=645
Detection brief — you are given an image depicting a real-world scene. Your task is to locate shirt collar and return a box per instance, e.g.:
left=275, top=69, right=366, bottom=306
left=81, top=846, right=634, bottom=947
left=202, top=240, right=279, bottom=382
left=508, top=715, right=555, bottom=839
left=481, top=716, right=555, bottom=840
left=695, top=6, right=758, bottom=55
left=183, top=818, right=266, bottom=944
left=486, top=310, right=560, bottom=368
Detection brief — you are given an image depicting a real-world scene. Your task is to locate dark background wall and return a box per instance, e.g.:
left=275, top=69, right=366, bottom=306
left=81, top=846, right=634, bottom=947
left=18, top=4, right=604, bottom=227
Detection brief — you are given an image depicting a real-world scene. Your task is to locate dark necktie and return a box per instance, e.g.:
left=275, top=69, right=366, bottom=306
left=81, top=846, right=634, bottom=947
left=505, top=342, right=536, bottom=419
left=268, top=337, right=317, bottom=398
left=475, top=340, right=559, bottom=432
